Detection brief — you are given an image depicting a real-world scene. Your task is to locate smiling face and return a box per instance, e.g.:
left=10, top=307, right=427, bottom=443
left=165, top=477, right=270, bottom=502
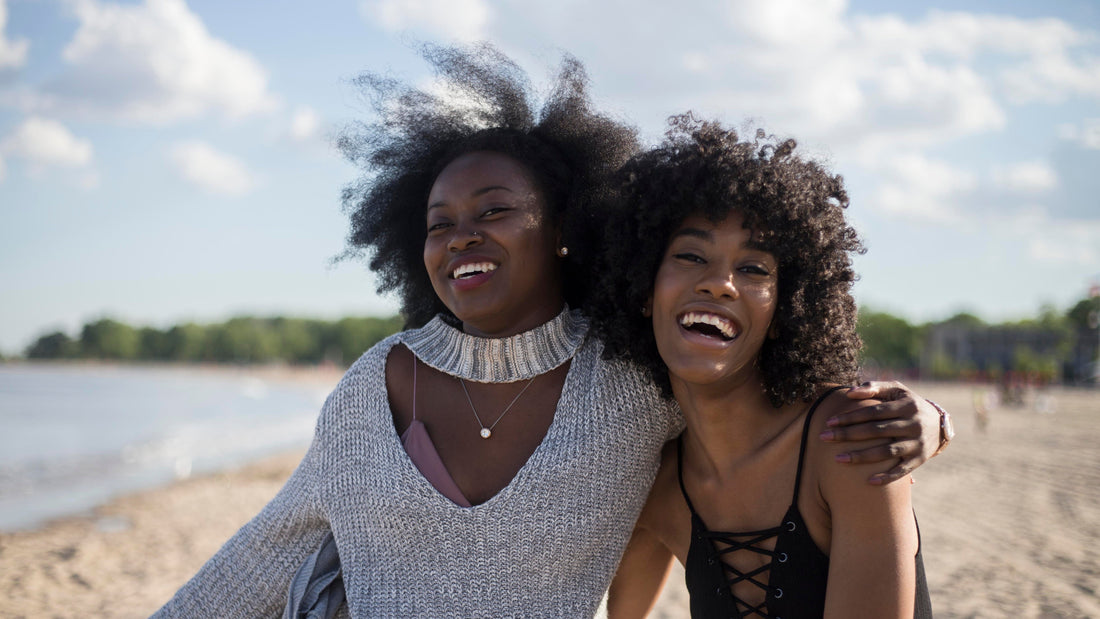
left=650, top=212, right=779, bottom=392
left=424, top=151, right=565, bottom=337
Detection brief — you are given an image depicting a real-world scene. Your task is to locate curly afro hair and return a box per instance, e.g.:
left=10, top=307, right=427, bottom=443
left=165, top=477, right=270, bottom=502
left=338, top=43, right=639, bottom=328
left=590, top=115, right=865, bottom=406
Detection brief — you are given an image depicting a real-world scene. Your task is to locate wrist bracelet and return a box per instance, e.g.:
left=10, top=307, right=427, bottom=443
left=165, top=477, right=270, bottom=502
left=927, top=398, right=954, bottom=456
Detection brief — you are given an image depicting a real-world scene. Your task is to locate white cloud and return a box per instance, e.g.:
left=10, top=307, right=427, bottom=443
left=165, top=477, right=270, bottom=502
left=0, top=0, right=28, bottom=69
left=289, top=106, right=320, bottom=141
left=0, top=116, right=93, bottom=167
left=1021, top=218, right=1100, bottom=266
left=43, top=0, right=275, bottom=123
left=869, top=153, right=976, bottom=222
left=726, top=0, right=850, bottom=49
left=991, top=161, right=1058, bottom=193
left=169, top=140, right=256, bottom=196
left=1058, top=118, right=1100, bottom=150
left=362, top=0, right=490, bottom=41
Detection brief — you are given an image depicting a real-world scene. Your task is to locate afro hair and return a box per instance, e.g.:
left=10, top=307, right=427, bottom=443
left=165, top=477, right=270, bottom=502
left=590, top=115, right=865, bottom=406
left=338, top=43, right=639, bottom=328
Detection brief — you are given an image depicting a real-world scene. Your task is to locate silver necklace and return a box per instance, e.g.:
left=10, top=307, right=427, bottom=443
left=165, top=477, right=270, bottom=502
left=401, top=307, right=587, bottom=383
left=459, top=376, right=536, bottom=439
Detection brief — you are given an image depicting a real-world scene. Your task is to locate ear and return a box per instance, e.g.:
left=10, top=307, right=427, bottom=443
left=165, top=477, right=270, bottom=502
left=641, top=296, right=653, bottom=318
left=768, top=321, right=779, bottom=339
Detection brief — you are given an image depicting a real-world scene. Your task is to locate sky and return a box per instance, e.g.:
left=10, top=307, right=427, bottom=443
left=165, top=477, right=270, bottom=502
left=1, top=0, right=1098, bottom=354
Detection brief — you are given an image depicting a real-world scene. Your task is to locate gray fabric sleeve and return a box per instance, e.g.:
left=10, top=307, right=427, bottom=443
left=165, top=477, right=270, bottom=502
left=150, top=403, right=332, bottom=619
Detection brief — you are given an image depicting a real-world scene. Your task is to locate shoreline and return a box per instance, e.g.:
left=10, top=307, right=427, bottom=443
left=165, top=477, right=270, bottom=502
left=2, top=382, right=1098, bottom=617
left=0, top=359, right=347, bottom=387
left=0, top=362, right=345, bottom=534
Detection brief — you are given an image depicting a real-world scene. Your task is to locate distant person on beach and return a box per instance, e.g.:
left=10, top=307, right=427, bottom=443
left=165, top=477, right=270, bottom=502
left=973, top=387, right=993, bottom=431
left=152, top=45, right=948, bottom=617
left=594, top=118, right=935, bottom=617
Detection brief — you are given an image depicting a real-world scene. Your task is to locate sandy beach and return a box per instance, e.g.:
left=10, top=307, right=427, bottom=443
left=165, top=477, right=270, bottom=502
left=2, top=381, right=1098, bottom=618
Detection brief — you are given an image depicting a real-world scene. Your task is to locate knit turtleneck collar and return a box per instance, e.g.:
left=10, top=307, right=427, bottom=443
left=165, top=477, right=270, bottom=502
left=400, top=307, right=588, bottom=383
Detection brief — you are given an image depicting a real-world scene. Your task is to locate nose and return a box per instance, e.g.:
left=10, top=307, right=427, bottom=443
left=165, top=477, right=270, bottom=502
left=447, top=222, right=483, bottom=252
left=695, top=267, right=739, bottom=300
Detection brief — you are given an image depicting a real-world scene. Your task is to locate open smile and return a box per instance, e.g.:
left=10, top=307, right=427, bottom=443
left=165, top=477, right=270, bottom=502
left=678, top=311, right=739, bottom=342
left=451, top=261, right=498, bottom=280
left=446, top=258, right=500, bottom=291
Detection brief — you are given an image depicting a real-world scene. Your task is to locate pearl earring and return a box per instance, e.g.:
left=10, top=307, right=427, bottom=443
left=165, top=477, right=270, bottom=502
left=557, top=246, right=569, bottom=257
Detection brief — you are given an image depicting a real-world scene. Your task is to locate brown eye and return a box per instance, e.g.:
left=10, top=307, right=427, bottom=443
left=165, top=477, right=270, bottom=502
left=673, top=252, right=705, bottom=264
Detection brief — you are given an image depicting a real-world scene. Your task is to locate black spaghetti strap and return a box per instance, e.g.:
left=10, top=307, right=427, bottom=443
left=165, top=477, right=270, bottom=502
left=791, top=386, right=848, bottom=502
left=676, top=434, right=700, bottom=516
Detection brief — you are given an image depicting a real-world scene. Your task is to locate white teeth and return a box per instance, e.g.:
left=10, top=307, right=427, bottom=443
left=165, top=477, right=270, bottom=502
left=452, top=262, right=498, bottom=279
left=679, top=312, right=737, bottom=339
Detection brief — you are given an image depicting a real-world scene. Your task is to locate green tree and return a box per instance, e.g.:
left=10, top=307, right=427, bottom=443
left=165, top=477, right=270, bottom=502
left=272, top=317, right=326, bottom=363
left=332, top=316, right=404, bottom=364
left=1066, top=295, right=1100, bottom=331
left=80, top=318, right=140, bottom=360
left=941, top=312, right=985, bottom=328
left=162, top=323, right=208, bottom=361
left=137, top=327, right=171, bottom=360
left=26, top=331, right=79, bottom=359
left=857, top=310, right=920, bottom=369
left=207, top=317, right=280, bottom=363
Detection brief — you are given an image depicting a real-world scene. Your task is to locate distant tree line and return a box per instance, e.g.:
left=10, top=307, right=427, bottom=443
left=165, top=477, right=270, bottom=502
left=859, top=293, right=1099, bottom=383
left=22, top=315, right=405, bottom=366
left=14, top=293, right=1100, bottom=381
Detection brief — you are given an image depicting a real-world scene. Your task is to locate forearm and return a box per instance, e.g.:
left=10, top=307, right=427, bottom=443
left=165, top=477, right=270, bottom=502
left=153, top=437, right=327, bottom=617
left=607, top=526, right=675, bottom=619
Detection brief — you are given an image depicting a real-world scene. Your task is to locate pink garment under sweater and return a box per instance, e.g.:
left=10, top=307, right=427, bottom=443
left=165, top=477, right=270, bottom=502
left=400, top=420, right=472, bottom=507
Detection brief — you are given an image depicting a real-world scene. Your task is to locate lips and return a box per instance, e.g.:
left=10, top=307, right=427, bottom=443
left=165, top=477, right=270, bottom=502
left=678, top=311, right=739, bottom=341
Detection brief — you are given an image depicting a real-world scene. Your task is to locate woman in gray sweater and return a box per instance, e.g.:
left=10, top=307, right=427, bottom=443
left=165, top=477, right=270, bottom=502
left=152, top=44, right=946, bottom=618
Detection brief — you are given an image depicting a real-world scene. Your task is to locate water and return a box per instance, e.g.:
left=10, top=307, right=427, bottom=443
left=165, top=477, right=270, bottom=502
left=0, top=364, right=333, bottom=531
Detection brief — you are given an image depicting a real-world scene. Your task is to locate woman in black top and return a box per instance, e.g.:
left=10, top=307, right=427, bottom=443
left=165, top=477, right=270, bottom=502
left=595, top=116, right=934, bottom=618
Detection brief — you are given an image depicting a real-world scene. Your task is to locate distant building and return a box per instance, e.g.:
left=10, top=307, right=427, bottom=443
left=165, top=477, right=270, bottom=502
left=921, top=322, right=1070, bottom=381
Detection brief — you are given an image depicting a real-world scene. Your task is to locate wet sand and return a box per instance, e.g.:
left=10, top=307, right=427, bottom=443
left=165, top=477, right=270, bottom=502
left=1, top=382, right=1097, bottom=618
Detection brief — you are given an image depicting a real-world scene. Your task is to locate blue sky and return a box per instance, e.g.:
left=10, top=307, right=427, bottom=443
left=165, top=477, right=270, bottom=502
left=1, top=0, right=1098, bottom=354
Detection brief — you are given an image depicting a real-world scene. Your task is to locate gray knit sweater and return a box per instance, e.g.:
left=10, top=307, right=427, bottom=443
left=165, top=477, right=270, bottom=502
left=153, top=327, right=680, bottom=618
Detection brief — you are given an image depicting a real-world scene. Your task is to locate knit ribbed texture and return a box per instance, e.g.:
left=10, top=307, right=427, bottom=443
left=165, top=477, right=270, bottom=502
left=152, top=326, right=681, bottom=618
left=402, top=307, right=588, bottom=383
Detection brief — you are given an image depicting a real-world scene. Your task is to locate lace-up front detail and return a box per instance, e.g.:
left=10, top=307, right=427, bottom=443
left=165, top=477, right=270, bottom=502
left=695, top=520, right=786, bottom=617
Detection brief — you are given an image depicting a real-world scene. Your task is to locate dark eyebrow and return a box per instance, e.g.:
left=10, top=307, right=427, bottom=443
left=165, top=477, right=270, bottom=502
left=427, top=185, right=515, bottom=210
left=670, top=227, right=712, bottom=242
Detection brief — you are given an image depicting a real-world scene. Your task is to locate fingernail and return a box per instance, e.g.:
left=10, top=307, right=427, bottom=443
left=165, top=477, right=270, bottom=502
left=868, top=476, right=884, bottom=485
left=834, top=452, right=851, bottom=463
left=826, top=417, right=839, bottom=427
left=819, top=430, right=835, bottom=441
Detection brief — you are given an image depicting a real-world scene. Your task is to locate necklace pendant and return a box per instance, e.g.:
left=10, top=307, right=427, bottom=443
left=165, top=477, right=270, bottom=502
left=480, top=428, right=492, bottom=439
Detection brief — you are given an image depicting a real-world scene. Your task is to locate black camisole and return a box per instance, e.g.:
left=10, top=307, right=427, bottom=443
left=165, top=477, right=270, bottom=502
left=679, top=387, right=934, bottom=618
